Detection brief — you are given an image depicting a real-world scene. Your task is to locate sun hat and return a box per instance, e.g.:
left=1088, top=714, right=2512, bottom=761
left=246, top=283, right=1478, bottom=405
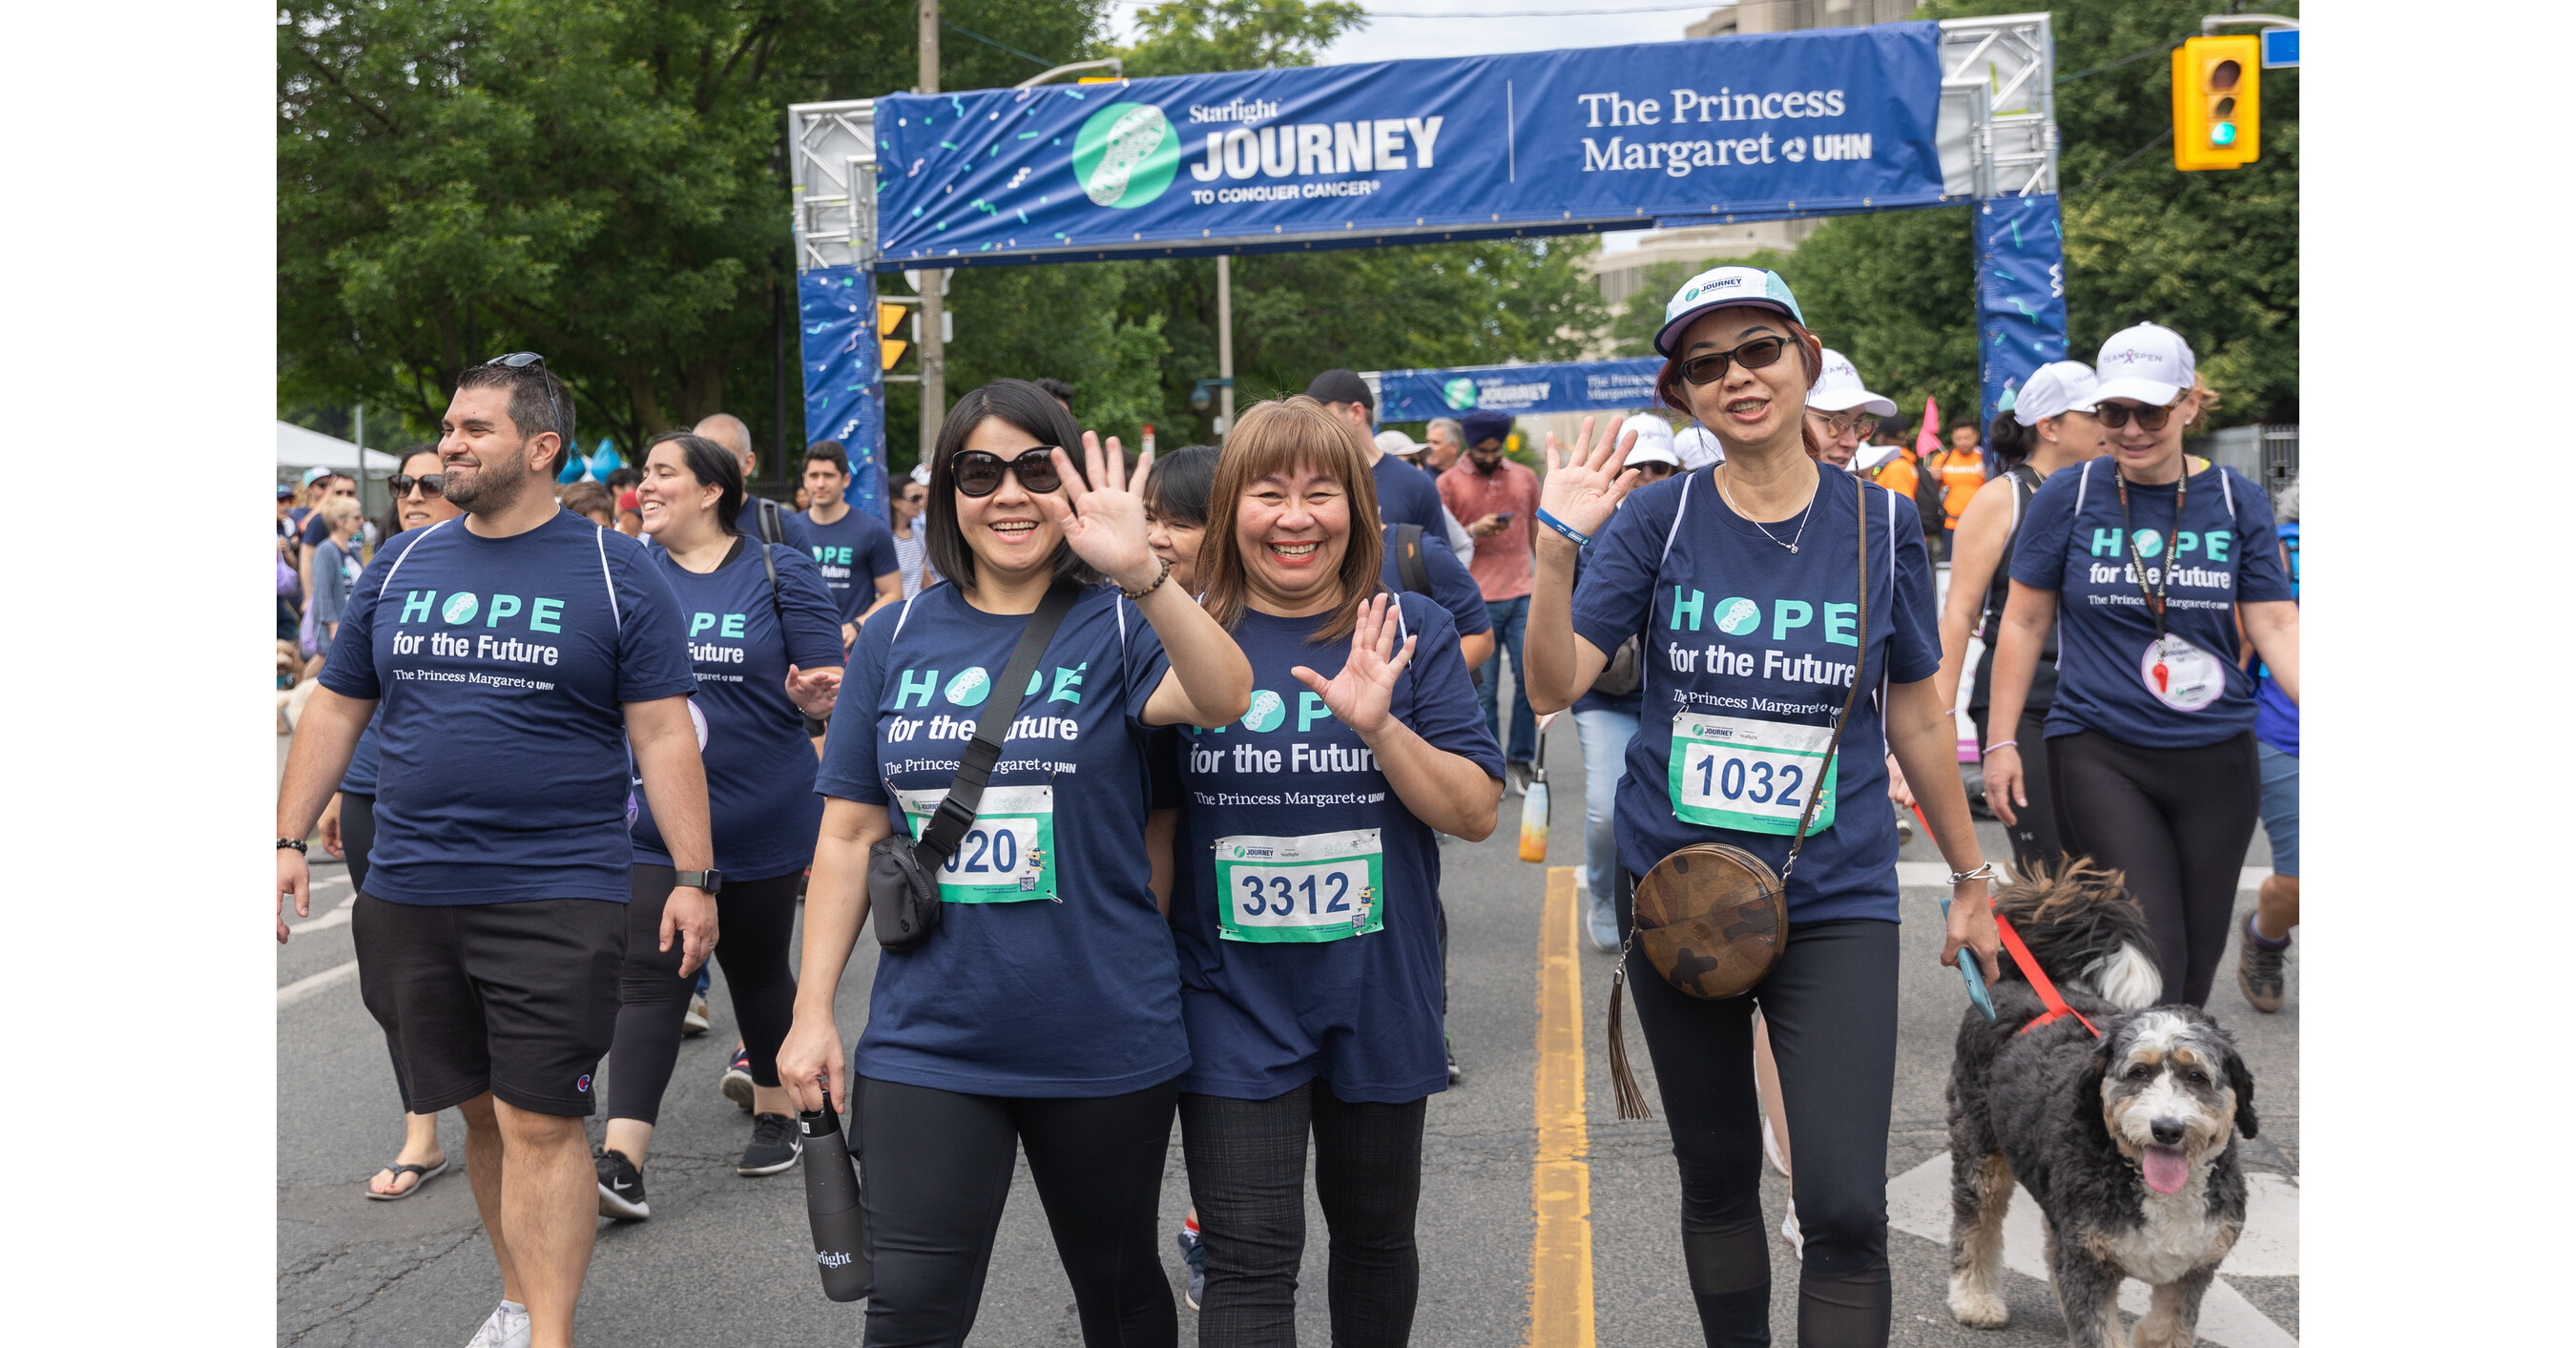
left=1654, top=266, right=1805, bottom=357
left=2011, top=361, right=2102, bottom=425
left=1807, top=348, right=1898, bottom=417
left=1620, top=414, right=1680, bottom=467
left=2090, top=323, right=2194, bottom=407
left=1673, top=425, right=1725, bottom=470
left=1373, top=428, right=1426, bottom=458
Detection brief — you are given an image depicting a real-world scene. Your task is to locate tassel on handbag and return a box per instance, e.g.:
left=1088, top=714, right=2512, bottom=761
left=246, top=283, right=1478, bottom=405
left=1606, top=944, right=1653, bottom=1121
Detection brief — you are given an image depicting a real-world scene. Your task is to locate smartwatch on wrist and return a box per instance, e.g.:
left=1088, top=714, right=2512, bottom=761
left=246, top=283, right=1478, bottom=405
left=674, top=869, right=724, bottom=895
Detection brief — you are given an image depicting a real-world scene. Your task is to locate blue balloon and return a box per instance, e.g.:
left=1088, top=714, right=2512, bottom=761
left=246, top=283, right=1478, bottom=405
left=557, top=455, right=586, bottom=484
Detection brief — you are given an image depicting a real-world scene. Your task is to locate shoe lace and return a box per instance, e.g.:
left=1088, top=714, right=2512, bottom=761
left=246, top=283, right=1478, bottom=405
left=752, top=1112, right=796, bottom=1147
left=2243, top=941, right=2285, bottom=975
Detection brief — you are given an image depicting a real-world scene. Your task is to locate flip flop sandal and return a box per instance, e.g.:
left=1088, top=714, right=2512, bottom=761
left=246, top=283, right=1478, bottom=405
left=364, top=1158, right=449, bottom=1201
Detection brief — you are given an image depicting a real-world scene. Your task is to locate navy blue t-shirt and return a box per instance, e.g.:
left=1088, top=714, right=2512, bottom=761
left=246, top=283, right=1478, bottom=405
left=2254, top=520, right=2299, bottom=757
left=1172, top=593, right=1501, bottom=1102
left=340, top=714, right=384, bottom=795
left=794, top=506, right=903, bottom=624
left=818, top=582, right=1187, bottom=1097
left=2009, top=459, right=2293, bottom=749
left=320, top=512, right=698, bottom=904
left=630, top=538, right=845, bottom=881
left=1570, top=527, right=1644, bottom=717
left=1379, top=524, right=1491, bottom=640
left=1569, top=468, right=1940, bottom=924
left=1373, top=454, right=1449, bottom=537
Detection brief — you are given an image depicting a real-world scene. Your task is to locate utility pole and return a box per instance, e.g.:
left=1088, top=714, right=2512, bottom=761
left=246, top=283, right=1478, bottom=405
left=916, top=0, right=947, bottom=462
left=1215, top=255, right=1235, bottom=442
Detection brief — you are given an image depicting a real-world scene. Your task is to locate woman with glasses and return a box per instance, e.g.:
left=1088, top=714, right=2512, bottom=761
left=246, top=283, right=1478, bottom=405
left=892, top=465, right=933, bottom=597
left=779, top=379, right=1250, bottom=1348
left=1522, top=267, right=2001, bottom=1347
left=1982, top=324, right=2299, bottom=1007
left=592, top=431, right=846, bottom=1216
left=1803, top=349, right=1898, bottom=471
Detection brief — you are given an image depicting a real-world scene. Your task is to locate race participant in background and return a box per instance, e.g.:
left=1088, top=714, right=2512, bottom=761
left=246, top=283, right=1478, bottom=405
left=1804, top=349, right=1897, bottom=471
left=1523, top=268, right=2001, bottom=1346
left=694, top=412, right=814, bottom=554
left=1925, top=420, right=1991, bottom=553
left=891, top=464, right=933, bottom=597
left=289, top=464, right=332, bottom=532
left=1170, top=397, right=1502, bottom=1344
left=276, top=354, right=712, bottom=1348
left=1983, top=323, right=2299, bottom=1007
left=1933, top=361, right=2104, bottom=874
left=794, top=440, right=903, bottom=644
left=1439, top=408, right=1545, bottom=794
left=308, top=496, right=366, bottom=656
left=778, top=380, right=1251, bottom=1348
left=1423, top=417, right=1465, bottom=474
left=2238, top=475, right=2299, bottom=1011
left=1308, top=367, right=1476, bottom=562
left=1036, top=376, right=1077, bottom=414
left=1854, top=417, right=1910, bottom=478
left=1673, top=423, right=1725, bottom=472
left=557, top=481, right=614, bottom=529
left=1568, top=415, right=1678, bottom=952
left=592, top=431, right=844, bottom=1218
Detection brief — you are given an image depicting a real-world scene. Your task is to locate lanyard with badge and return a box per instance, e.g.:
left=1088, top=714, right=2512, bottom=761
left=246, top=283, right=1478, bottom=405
left=2115, top=467, right=2224, bottom=712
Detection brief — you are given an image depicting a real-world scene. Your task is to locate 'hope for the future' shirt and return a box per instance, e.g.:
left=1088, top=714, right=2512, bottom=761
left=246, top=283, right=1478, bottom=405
left=630, top=538, right=845, bottom=881
left=321, top=511, right=697, bottom=904
left=2009, top=458, right=2292, bottom=749
left=818, top=582, right=1187, bottom=1097
left=1171, top=593, right=1502, bottom=1103
left=1569, top=469, right=1940, bottom=924
left=794, top=505, right=903, bottom=624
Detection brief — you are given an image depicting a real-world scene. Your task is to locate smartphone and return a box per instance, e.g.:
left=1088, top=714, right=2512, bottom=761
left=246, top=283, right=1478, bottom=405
left=1493, top=512, right=1515, bottom=524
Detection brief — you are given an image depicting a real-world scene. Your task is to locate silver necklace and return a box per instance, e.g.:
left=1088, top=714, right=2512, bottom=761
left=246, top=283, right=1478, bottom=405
left=1717, top=467, right=1818, bottom=554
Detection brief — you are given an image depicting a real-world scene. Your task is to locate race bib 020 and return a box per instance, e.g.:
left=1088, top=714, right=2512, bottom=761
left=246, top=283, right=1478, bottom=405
left=1667, top=711, right=1838, bottom=836
left=1213, top=829, right=1385, bottom=944
left=898, top=785, right=1056, bottom=903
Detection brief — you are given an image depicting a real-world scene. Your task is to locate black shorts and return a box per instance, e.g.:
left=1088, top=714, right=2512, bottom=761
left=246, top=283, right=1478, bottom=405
left=352, top=893, right=627, bottom=1117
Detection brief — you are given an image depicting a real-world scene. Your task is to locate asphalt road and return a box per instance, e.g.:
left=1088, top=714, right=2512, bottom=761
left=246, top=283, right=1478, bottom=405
left=277, top=715, right=2297, bottom=1346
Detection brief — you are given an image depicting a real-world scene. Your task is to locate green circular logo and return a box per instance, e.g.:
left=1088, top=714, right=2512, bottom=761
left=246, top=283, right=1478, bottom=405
left=1242, top=689, right=1285, bottom=733
left=2133, top=529, right=2165, bottom=559
left=1715, top=596, right=1760, bottom=636
left=1071, top=103, right=1180, bottom=210
left=945, top=667, right=992, bottom=707
left=442, top=592, right=480, bottom=625
left=1442, top=377, right=1480, bottom=411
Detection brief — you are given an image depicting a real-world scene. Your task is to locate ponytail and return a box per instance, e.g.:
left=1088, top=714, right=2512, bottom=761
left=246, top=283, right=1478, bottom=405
left=1989, top=411, right=2036, bottom=468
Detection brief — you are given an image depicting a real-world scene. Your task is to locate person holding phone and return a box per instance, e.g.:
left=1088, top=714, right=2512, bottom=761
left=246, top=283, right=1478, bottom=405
left=1436, top=408, right=1546, bottom=793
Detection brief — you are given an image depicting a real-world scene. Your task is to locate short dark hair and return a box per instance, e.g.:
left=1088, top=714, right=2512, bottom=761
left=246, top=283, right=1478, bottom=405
left=1032, top=378, right=1076, bottom=411
left=604, top=467, right=641, bottom=493
left=454, top=362, right=576, bottom=474
left=642, top=429, right=745, bottom=535
left=924, top=379, right=1097, bottom=591
left=803, top=441, right=852, bottom=477
left=557, top=480, right=613, bottom=521
left=1143, top=445, right=1220, bottom=529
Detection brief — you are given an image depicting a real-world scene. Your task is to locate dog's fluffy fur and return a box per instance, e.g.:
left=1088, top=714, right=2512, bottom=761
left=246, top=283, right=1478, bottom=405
left=1943, top=860, right=2257, bottom=1347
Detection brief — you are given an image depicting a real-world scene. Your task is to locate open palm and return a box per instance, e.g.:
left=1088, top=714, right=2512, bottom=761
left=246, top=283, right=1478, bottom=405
left=1039, top=432, right=1156, bottom=590
left=1291, top=593, right=1416, bottom=737
left=1540, top=415, right=1645, bottom=539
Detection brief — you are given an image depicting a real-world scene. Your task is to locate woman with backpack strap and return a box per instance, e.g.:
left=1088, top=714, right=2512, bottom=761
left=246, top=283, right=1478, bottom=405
left=778, top=379, right=1251, bottom=1348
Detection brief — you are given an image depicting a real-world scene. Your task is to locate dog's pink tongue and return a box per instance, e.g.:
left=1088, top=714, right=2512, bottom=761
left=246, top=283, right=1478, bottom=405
left=2141, top=1146, right=2190, bottom=1194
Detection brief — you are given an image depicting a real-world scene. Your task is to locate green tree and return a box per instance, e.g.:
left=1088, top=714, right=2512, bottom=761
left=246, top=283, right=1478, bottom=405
left=1112, top=0, right=1366, bottom=78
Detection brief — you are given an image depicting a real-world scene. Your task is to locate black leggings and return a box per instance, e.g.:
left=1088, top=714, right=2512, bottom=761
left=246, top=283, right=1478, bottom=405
left=2047, top=730, right=2259, bottom=1006
left=604, top=864, right=801, bottom=1125
left=856, top=1073, right=1181, bottom=1348
left=341, top=792, right=378, bottom=892
left=1178, top=1081, right=1428, bottom=1348
left=1619, top=870, right=1899, bottom=1348
left=1973, top=707, right=2061, bottom=874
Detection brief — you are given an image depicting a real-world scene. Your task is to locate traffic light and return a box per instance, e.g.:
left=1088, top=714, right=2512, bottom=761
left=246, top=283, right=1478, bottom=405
left=2171, top=35, right=2260, bottom=171
left=878, top=301, right=910, bottom=371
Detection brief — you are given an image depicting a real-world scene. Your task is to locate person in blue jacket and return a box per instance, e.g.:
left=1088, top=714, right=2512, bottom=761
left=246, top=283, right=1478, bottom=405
left=2237, top=475, right=2299, bottom=1011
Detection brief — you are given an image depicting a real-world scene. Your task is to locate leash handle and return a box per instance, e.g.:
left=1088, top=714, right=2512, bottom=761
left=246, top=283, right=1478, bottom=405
left=1911, top=801, right=1995, bottom=1020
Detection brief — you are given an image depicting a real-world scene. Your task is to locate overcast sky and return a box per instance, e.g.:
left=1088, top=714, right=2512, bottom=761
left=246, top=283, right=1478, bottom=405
left=1103, top=1, right=1728, bottom=65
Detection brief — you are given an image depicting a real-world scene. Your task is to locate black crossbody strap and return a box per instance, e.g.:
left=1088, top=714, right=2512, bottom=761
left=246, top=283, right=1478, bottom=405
left=914, top=580, right=1082, bottom=865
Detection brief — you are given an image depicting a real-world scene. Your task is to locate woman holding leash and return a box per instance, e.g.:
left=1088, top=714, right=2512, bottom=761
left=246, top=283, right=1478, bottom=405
left=1524, top=267, right=2001, bottom=1348
left=778, top=379, right=1250, bottom=1348
left=1982, top=323, right=2298, bottom=1008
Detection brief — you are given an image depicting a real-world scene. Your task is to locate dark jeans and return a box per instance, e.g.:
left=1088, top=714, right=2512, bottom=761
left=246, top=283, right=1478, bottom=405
left=1620, top=869, right=1899, bottom=1348
left=857, top=1073, right=1181, bottom=1348
left=1474, top=593, right=1536, bottom=762
left=603, top=864, right=801, bottom=1124
left=1178, top=1081, right=1428, bottom=1348
left=2047, top=730, right=2260, bottom=1006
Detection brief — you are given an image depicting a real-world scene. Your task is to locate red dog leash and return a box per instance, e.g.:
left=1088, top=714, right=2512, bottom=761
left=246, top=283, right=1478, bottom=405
left=1908, top=801, right=2099, bottom=1039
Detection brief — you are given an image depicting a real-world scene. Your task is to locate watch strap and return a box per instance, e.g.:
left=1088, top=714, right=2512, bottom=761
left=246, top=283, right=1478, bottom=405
left=674, top=869, right=722, bottom=894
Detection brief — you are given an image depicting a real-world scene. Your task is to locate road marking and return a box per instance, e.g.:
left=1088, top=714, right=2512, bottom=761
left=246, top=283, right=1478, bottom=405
left=289, top=893, right=360, bottom=935
left=1885, top=1152, right=2296, bottom=1345
left=278, top=960, right=359, bottom=1008
left=1895, top=862, right=2274, bottom=890
left=1527, top=865, right=1594, bottom=1348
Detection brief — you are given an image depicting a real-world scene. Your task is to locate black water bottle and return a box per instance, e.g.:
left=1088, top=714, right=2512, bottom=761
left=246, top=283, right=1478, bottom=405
left=800, top=1095, right=872, bottom=1302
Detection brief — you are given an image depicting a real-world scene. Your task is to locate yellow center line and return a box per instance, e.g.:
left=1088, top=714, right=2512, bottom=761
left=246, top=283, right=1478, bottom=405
left=1527, top=865, right=1594, bottom=1348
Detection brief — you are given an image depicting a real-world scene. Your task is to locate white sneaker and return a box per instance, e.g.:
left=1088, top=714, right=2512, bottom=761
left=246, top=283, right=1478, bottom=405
left=466, top=1300, right=530, bottom=1348
left=1779, top=1211, right=1804, bottom=1260
left=682, top=993, right=711, bottom=1036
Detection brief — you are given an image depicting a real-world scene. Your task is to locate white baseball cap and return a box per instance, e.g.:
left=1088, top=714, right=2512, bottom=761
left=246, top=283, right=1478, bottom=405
left=2010, top=361, right=2101, bottom=425
left=1853, top=442, right=1905, bottom=474
left=1806, top=348, right=1898, bottom=418
left=1374, top=428, right=1427, bottom=458
left=1673, top=425, right=1725, bottom=470
left=909, top=461, right=932, bottom=487
left=2090, top=323, right=2194, bottom=407
left=1619, top=414, right=1680, bottom=467
left=1655, top=266, right=1805, bottom=356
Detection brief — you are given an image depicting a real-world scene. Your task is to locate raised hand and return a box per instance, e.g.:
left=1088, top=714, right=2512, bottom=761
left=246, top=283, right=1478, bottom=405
left=1290, top=592, right=1417, bottom=739
left=1039, top=432, right=1160, bottom=591
left=1539, top=415, right=1645, bottom=541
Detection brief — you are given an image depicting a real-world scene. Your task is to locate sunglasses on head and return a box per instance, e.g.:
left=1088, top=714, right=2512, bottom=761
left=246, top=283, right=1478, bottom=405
left=389, top=473, right=446, bottom=497
left=2095, top=401, right=2175, bottom=432
left=1679, top=335, right=1793, bottom=386
left=1810, top=409, right=1880, bottom=439
left=950, top=446, right=1064, bottom=498
left=477, top=351, right=566, bottom=442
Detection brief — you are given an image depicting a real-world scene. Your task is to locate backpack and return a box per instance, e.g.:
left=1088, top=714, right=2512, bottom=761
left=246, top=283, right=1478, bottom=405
left=1391, top=523, right=1431, bottom=596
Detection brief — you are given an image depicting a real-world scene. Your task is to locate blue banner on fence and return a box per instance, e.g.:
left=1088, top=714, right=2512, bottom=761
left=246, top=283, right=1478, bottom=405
left=872, top=23, right=1947, bottom=270
left=797, top=265, right=887, bottom=519
left=1375, top=359, right=1665, bottom=424
left=1973, top=193, right=2067, bottom=429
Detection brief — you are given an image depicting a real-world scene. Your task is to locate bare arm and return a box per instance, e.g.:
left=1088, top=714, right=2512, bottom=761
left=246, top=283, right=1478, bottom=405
left=859, top=570, right=904, bottom=628
left=779, top=797, right=896, bottom=1115
left=1935, top=478, right=2016, bottom=711
left=1137, top=578, right=1255, bottom=728
left=627, top=695, right=718, bottom=977
left=2240, top=599, right=2298, bottom=705
left=1458, top=629, right=1494, bottom=674
left=1978, top=582, right=2058, bottom=828
left=1296, top=594, right=1503, bottom=840
left=275, top=686, right=377, bottom=942
left=1882, top=676, right=2001, bottom=983
left=1524, top=419, right=1639, bottom=713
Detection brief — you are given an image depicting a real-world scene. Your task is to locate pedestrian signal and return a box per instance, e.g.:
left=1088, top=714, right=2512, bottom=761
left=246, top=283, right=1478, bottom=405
left=879, top=301, right=911, bottom=371
left=2171, top=35, right=2260, bottom=171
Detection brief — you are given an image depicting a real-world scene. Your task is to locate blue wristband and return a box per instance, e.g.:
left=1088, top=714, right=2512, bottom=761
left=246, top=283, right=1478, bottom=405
left=1535, top=507, right=1592, bottom=548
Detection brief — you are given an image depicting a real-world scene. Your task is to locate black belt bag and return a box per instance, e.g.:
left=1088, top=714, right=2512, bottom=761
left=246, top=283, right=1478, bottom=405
left=869, top=581, right=1080, bottom=953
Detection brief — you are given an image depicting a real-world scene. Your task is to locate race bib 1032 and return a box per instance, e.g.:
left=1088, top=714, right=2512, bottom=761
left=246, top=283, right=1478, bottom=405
left=1667, top=711, right=1838, bottom=836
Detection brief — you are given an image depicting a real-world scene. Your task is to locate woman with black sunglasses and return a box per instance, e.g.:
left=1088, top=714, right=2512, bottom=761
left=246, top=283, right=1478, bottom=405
left=1522, top=267, right=2001, bottom=1347
left=779, top=379, right=1250, bottom=1348
left=1982, top=323, right=2299, bottom=1007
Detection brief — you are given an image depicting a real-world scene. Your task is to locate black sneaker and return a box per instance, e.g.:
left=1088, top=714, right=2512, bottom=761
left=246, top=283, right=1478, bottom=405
left=719, top=1045, right=755, bottom=1111
left=2236, top=923, right=2289, bottom=1013
left=595, top=1149, right=650, bottom=1220
left=1174, top=1224, right=1205, bottom=1311
left=738, top=1112, right=803, bottom=1176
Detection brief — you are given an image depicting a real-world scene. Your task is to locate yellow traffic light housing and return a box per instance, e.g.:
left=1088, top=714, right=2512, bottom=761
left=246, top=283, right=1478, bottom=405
left=878, top=301, right=910, bottom=371
left=2172, top=35, right=2260, bottom=171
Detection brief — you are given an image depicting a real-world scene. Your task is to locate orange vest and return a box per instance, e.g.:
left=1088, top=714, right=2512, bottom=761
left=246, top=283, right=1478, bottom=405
left=1927, top=448, right=1987, bottom=529
left=1870, top=451, right=1919, bottom=501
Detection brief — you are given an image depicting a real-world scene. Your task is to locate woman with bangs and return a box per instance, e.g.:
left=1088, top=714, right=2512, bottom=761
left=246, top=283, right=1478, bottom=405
left=1171, top=396, right=1503, bottom=1346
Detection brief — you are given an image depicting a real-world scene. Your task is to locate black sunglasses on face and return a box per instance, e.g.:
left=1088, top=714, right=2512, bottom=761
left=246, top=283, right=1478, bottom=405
left=2095, top=401, right=2174, bottom=432
left=951, top=447, right=1064, bottom=498
left=1680, top=335, right=1793, bottom=386
left=389, top=473, right=446, bottom=498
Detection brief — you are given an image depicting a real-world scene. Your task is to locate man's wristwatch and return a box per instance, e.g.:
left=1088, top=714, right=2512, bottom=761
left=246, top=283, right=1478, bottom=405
left=278, top=838, right=307, bottom=854
left=674, top=869, right=724, bottom=895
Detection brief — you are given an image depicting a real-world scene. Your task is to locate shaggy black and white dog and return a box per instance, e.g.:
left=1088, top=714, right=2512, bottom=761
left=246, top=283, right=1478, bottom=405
left=1943, top=861, right=2258, bottom=1348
